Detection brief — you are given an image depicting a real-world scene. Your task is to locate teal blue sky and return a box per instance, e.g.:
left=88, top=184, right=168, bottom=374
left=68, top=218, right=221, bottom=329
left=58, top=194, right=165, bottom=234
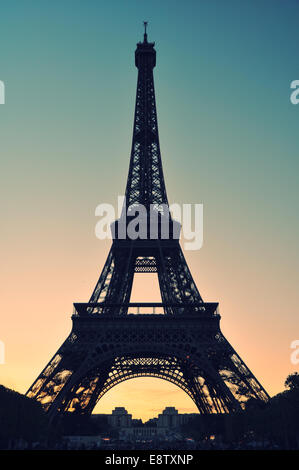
left=0, top=0, right=298, bottom=412
left=1, top=1, right=298, bottom=228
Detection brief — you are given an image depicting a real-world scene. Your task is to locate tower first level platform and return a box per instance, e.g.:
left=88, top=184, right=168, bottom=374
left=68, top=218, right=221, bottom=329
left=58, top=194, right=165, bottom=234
left=28, top=303, right=268, bottom=419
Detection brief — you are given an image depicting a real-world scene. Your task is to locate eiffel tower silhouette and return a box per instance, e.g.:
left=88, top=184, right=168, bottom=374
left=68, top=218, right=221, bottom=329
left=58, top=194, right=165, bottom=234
left=27, top=24, right=269, bottom=419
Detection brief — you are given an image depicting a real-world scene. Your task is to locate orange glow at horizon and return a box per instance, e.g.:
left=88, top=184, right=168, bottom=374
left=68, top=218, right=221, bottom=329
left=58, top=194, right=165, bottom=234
left=92, top=377, right=199, bottom=422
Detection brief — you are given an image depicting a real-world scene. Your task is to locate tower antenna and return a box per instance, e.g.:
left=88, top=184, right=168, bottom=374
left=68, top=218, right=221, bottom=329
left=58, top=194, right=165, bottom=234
left=143, top=21, right=148, bottom=42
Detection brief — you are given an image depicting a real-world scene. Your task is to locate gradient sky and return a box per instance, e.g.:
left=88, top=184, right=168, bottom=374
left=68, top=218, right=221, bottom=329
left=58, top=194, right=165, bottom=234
left=1, top=0, right=298, bottom=421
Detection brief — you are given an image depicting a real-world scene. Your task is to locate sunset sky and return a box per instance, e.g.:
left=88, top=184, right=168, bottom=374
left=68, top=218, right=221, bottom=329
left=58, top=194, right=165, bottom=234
left=1, top=0, right=299, bottom=421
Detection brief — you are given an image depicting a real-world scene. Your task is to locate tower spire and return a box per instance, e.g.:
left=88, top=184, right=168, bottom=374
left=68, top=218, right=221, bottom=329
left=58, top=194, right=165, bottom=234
left=124, top=26, right=167, bottom=213
left=143, top=20, right=148, bottom=43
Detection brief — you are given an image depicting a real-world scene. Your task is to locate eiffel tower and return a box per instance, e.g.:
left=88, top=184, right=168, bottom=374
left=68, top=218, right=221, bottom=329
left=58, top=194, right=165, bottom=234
left=27, top=24, right=269, bottom=420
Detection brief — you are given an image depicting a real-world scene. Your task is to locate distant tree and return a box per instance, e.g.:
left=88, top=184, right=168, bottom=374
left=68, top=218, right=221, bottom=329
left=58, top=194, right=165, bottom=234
left=181, top=374, right=299, bottom=449
left=285, top=372, right=299, bottom=390
left=0, top=385, right=49, bottom=446
left=242, top=376, right=299, bottom=448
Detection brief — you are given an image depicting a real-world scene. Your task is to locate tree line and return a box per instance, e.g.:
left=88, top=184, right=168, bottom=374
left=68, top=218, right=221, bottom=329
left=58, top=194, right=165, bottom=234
left=182, top=372, right=299, bottom=449
left=0, top=373, right=298, bottom=449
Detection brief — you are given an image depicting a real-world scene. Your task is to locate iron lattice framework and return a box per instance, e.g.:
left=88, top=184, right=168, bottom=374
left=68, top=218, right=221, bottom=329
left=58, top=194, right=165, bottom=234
left=27, top=26, right=269, bottom=420
left=125, top=26, right=168, bottom=211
